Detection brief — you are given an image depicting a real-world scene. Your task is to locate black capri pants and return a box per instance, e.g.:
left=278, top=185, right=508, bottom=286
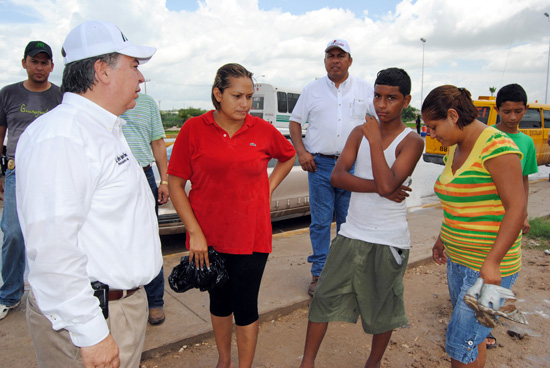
left=208, top=252, right=269, bottom=326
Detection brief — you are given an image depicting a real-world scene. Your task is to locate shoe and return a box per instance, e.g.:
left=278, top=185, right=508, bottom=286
left=0, top=300, right=21, bottom=320
left=148, top=307, right=166, bottom=325
left=485, top=332, right=497, bottom=349
left=544, top=249, right=550, bottom=255
left=308, top=276, right=319, bottom=297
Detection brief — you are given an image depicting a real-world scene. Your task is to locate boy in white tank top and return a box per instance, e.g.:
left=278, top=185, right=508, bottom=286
left=299, top=68, right=424, bottom=368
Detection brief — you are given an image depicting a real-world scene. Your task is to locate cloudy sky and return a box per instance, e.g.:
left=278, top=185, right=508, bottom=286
left=1, top=0, right=549, bottom=110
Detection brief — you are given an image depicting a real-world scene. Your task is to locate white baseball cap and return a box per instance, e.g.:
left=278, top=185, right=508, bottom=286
left=62, top=20, right=156, bottom=65
left=325, top=39, right=351, bottom=54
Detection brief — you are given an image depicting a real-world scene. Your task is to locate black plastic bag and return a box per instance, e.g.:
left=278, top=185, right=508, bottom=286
left=168, top=247, right=228, bottom=293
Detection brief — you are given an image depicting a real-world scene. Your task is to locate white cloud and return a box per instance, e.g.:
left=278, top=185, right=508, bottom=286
left=1, top=0, right=549, bottom=109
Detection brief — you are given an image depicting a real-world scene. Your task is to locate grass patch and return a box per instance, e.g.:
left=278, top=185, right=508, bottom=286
left=523, top=216, right=550, bottom=250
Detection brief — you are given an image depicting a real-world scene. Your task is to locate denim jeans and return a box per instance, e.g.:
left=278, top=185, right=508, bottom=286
left=307, top=155, right=351, bottom=277
left=445, top=259, right=518, bottom=364
left=143, top=166, right=164, bottom=309
left=0, top=168, right=25, bottom=306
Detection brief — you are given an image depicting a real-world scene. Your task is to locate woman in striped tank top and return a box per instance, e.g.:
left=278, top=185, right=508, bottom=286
left=421, top=85, right=525, bottom=368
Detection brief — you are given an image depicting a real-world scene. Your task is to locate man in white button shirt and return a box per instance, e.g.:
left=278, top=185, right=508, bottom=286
left=15, top=20, right=162, bottom=368
left=289, top=39, right=375, bottom=296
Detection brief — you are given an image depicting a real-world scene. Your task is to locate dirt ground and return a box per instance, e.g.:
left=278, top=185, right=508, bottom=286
left=141, top=244, right=550, bottom=368
left=141, top=247, right=550, bottom=368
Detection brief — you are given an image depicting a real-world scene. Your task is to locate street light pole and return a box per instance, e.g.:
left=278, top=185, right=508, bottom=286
left=545, top=13, right=549, bottom=104
left=420, top=38, right=426, bottom=107
left=143, top=79, right=151, bottom=95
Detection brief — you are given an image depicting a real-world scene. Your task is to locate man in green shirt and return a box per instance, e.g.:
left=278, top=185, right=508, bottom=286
left=121, top=93, right=169, bottom=325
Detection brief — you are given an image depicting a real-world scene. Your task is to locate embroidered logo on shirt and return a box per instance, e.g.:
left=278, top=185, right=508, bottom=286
left=115, top=152, right=129, bottom=165
left=250, top=143, right=256, bottom=147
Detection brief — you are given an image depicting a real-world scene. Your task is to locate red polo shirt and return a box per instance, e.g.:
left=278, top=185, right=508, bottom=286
left=168, top=111, right=296, bottom=254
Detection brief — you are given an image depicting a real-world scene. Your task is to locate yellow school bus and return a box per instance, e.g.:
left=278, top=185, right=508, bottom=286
left=423, top=96, right=550, bottom=165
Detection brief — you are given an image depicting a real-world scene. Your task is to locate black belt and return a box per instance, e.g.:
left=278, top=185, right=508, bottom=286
left=142, top=165, right=151, bottom=171
left=317, top=153, right=339, bottom=159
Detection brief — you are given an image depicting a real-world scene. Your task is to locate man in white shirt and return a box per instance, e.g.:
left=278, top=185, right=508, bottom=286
left=15, top=20, right=162, bottom=368
left=289, top=39, right=375, bottom=296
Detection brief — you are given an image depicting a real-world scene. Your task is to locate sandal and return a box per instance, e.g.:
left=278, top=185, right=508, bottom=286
left=486, top=332, right=497, bottom=349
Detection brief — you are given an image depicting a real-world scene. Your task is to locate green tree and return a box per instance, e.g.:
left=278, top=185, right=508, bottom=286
left=489, top=86, right=496, bottom=97
left=178, top=107, right=207, bottom=122
left=160, top=111, right=183, bottom=128
left=401, top=105, right=417, bottom=122
left=160, top=107, right=208, bottom=129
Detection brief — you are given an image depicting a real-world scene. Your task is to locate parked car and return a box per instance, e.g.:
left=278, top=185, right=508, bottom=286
left=156, top=135, right=310, bottom=235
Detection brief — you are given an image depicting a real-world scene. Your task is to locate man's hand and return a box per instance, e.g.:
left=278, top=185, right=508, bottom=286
left=384, top=184, right=411, bottom=203
left=297, top=150, right=317, bottom=173
left=81, top=334, right=120, bottom=368
left=157, top=183, right=169, bottom=205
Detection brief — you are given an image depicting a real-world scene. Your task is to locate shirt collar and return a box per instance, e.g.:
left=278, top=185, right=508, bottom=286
left=62, top=92, right=121, bottom=131
left=325, top=74, right=350, bottom=89
left=203, top=109, right=257, bottom=129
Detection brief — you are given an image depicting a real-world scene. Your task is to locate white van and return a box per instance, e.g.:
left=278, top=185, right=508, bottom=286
left=250, top=83, right=302, bottom=130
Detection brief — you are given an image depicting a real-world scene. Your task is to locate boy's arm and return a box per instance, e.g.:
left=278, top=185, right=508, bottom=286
left=331, top=126, right=377, bottom=193
left=522, top=175, right=530, bottom=234
left=361, top=116, right=424, bottom=196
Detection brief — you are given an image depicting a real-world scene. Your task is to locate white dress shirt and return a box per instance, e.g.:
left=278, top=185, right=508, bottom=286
left=290, top=75, right=375, bottom=155
left=15, top=93, right=163, bottom=347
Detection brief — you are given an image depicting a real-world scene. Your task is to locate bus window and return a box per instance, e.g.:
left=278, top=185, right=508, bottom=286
left=477, top=106, right=490, bottom=124
left=252, top=96, right=264, bottom=110
left=543, top=110, right=550, bottom=128
left=277, top=92, right=288, bottom=113
left=288, top=93, right=300, bottom=113
left=250, top=112, right=263, bottom=118
left=519, top=108, right=542, bottom=129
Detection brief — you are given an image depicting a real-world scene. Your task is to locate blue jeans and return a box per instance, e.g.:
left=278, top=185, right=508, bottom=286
left=143, top=166, right=164, bottom=309
left=0, top=168, right=25, bottom=306
left=307, top=155, right=351, bottom=277
left=445, top=259, right=518, bottom=364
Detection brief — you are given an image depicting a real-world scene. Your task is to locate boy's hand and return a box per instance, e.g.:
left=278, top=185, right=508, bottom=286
left=384, top=185, right=411, bottom=203
left=361, top=115, right=382, bottom=143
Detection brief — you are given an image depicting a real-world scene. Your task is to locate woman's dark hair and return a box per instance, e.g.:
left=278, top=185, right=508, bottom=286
left=421, top=85, right=479, bottom=129
left=61, top=53, right=120, bottom=94
left=374, top=67, right=411, bottom=96
left=211, top=63, right=253, bottom=110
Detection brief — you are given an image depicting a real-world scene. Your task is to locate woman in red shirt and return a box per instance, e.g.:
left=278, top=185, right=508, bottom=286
left=168, top=63, right=296, bottom=367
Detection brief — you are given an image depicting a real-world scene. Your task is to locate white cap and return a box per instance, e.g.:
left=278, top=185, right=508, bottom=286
left=324, top=39, right=351, bottom=54
left=62, top=20, right=156, bottom=65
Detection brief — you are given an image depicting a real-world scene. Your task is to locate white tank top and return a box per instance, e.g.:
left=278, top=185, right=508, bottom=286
left=339, top=127, right=413, bottom=249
